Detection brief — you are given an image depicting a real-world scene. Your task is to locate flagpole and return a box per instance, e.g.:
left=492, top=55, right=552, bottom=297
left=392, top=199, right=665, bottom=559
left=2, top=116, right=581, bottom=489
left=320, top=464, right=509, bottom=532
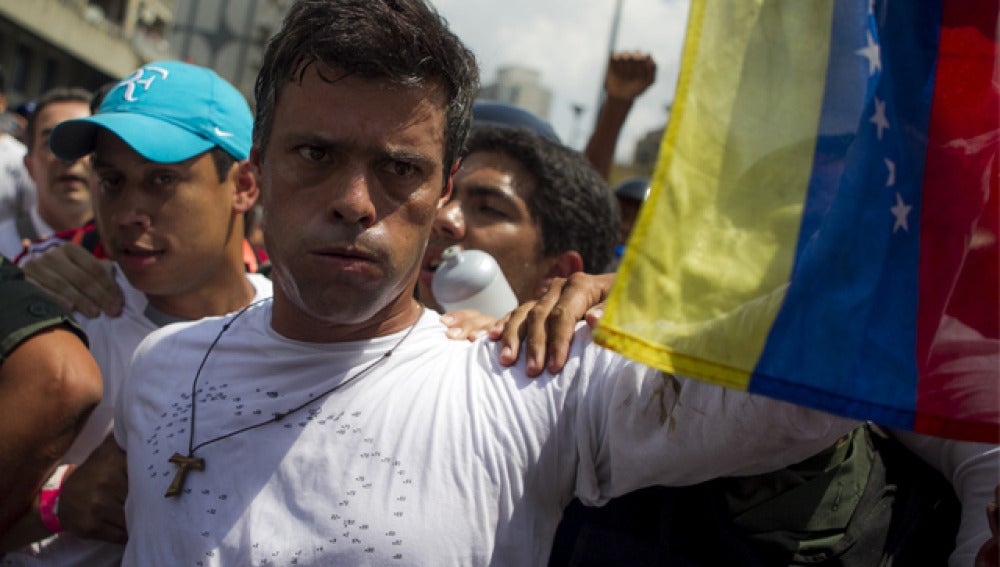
left=594, top=0, right=624, bottom=130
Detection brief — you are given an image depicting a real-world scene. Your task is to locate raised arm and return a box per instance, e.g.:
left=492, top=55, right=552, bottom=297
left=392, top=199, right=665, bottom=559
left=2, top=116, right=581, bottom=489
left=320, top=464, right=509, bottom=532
left=584, top=52, right=656, bottom=179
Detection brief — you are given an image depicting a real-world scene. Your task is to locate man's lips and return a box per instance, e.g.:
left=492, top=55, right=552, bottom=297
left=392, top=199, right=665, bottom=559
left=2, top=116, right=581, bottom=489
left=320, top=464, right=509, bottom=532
left=117, top=245, right=164, bottom=270
left=421, top=245, right=447, bottom=273
left=310, top=246, right=384, bottom=275
left=122, top=247, right=163, bottom=258
left=54, top=173, right=90, bottom=190
left=313, top=246, right=377, bottom=261
left=419, top=246, right=447, bottom=289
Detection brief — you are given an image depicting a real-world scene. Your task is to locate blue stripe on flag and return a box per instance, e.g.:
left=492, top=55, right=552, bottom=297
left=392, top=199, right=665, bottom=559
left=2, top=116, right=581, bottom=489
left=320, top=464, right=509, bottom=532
left=751, top=0, right=941, bottom=428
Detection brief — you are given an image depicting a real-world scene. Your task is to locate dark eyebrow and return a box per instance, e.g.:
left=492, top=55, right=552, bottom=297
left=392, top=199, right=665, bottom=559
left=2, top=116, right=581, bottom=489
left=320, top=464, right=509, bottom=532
left=461, top=184, right=518, bottom=203
left=384, top=148, right=437, bottom=170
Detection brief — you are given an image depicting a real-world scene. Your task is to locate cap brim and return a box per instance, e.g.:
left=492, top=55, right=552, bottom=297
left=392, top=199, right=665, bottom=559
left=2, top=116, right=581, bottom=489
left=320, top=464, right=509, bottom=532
left=615, top=188, right=649, bottom=202
left=51, top=113, right=215, bottom=163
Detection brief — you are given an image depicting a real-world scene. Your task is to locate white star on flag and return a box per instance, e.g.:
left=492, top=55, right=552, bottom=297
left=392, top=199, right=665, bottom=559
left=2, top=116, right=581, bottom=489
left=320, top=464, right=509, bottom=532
left=870, top=97, right=890, bottom=140
left=891, top=192, right=912, bottom=233
left=856, top=31, right=882, bottom=76
left=885, top=158, right=896, bottom=187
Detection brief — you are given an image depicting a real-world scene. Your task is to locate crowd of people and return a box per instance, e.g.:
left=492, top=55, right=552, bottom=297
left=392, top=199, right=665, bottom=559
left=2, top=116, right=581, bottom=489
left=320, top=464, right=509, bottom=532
left=0, top=0, right=997, bottom=565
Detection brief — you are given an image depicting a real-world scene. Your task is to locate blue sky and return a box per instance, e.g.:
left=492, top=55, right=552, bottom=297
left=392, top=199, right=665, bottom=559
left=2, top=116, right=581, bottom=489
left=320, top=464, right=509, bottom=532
left=432, top=0, right=691, bottom=162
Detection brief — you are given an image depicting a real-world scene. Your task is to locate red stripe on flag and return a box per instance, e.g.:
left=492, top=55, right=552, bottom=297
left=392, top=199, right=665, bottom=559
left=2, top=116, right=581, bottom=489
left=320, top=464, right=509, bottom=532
left=915, top=1, right=999, bottom=442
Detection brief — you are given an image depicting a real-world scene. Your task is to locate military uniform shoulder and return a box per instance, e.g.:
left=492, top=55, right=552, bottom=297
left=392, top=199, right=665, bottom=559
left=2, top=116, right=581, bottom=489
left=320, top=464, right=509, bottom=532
left=0, top=256, right=87, bottom=361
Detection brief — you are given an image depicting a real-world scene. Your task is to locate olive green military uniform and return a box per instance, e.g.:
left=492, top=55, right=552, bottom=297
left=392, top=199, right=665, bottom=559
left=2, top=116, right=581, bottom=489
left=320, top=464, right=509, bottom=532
left=0, top=256, right=87, bottom=362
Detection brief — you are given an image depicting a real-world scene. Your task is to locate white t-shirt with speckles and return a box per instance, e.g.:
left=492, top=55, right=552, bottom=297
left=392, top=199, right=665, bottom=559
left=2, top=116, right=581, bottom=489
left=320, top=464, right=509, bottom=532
left=115, top=302, right=854, bottom=566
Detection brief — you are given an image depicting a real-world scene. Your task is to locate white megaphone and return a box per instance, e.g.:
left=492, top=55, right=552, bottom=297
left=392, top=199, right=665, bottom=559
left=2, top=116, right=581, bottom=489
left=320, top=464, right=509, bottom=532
left=431, top=245, right=518, bottom=319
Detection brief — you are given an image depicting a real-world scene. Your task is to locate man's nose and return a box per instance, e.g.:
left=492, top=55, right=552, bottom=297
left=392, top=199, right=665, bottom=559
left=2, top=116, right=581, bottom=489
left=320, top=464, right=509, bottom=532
left=109, top=191, right=152, bottom=229
left=329, top=171, right=377, bottom=227
left=432, top=199, right=465, bottom=240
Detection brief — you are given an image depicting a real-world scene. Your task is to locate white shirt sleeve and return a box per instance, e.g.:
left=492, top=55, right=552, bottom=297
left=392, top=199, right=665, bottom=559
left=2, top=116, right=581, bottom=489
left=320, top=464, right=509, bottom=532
left=569, top=342, right=859, bottom=505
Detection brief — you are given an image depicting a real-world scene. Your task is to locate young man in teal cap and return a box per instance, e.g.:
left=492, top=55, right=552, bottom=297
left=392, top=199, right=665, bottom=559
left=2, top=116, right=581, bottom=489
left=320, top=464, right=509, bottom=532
left=0, top=60, right=271, bottom=566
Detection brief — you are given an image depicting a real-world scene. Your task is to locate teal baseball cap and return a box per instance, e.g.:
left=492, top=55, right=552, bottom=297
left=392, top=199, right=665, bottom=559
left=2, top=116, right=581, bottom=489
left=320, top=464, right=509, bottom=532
left=50, top=60, right=252, bottom=163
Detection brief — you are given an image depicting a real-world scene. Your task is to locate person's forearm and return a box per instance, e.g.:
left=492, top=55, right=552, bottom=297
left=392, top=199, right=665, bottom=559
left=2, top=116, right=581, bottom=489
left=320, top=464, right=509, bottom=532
left=584, top=96, right=635, bottom=180
left=0, top=328, right=102, bottom=534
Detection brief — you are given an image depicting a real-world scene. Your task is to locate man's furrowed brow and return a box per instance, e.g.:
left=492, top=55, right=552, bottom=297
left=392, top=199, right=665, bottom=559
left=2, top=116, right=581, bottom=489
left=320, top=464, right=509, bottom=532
left=385, top=148, right=438, bottom=169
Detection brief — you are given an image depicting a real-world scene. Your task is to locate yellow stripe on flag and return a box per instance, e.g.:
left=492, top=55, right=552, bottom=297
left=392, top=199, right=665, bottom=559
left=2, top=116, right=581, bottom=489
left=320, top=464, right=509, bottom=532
left=595, top=0, right=836, bottom=388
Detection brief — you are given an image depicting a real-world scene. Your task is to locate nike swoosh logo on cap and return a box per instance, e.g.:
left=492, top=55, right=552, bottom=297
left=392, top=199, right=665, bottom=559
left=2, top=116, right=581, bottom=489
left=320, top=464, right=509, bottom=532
left=214, top=127, right=234, bottom=137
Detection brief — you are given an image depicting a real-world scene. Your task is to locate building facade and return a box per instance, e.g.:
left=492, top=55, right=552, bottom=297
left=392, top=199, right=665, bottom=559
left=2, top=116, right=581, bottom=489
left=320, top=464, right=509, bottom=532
left=170, top=0, right=290, bottom=100
left=479, top=65, right=552, bottom=121
left=0, top=0, right=174, bottom=103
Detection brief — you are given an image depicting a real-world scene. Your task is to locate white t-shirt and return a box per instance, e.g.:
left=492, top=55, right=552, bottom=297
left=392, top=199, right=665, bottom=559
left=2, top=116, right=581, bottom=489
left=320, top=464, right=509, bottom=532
left=1, top=269, right=273, bottom=567
left=115, top=301, right=855, bottom=566
left=68, top=269, right=273, bottom=462
left=0, top=134, right=34, bottom=225
left=0, top=207, right=51, bottom=260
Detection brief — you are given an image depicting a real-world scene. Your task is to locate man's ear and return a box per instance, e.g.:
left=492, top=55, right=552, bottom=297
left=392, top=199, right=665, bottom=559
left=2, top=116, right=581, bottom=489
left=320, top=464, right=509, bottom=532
left=232, top=159, right=260, bottom=214
left=545, top=250, right=584, bottom=280
left=440, top=158, right=461, bottom=207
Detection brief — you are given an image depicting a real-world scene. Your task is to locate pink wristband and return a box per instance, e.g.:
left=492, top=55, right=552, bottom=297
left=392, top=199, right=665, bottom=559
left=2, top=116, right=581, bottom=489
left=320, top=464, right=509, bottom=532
left=39, top=465, right=71, bottom=534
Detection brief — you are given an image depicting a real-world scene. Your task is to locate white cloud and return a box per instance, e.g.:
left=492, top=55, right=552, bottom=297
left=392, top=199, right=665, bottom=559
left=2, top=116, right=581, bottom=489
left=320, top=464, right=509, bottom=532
left=432, top=0, right=691, bottom=162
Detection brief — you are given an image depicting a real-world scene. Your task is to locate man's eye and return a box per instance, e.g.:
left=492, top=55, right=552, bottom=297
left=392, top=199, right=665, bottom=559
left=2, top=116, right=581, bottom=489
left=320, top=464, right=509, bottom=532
left=297, top=146, right=327, bottom=162
left=386, top=160, right=418, bottom=177
left=476, top=204, right=508, bottom=218
left=97, top=176, right=123, bottom=193
left=152, top=173, right=177, bottom=186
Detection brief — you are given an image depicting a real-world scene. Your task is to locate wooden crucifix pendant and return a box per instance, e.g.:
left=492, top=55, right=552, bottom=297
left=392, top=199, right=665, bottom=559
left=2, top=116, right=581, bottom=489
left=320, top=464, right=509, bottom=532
left=165, top=452, right=205, bottom=498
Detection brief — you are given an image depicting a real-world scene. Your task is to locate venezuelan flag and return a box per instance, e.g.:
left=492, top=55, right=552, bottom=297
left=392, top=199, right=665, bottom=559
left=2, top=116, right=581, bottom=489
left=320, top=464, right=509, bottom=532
left=595, top=0, right=998, bottom=443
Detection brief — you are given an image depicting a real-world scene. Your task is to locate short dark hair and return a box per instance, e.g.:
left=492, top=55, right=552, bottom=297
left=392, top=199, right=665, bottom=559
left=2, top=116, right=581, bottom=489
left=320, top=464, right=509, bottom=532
left=466, top=126, right=620, bottom=273
left=208, top=146, right=237, bottom=182
left=253, top=0, right=479, bottom=180
left=25, top=87, right=92, bottom=151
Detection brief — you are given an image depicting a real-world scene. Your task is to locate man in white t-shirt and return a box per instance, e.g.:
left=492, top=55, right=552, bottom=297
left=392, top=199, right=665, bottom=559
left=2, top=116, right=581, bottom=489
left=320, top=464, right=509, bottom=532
left=106, top=2, right=856, bottom=565
left=0, top=61, right=271, bottom=566
left=0, top=88, right=93, bottom=260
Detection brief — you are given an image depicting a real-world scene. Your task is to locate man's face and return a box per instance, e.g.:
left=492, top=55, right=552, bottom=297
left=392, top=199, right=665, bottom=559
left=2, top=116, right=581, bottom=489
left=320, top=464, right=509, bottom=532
left=418, top=150, right=549, bottom=312
left=25, top=100, right=92, bottom=226
left=253, top=65, right=450, bottom=333
left=92, top=132, right=241, bottom=301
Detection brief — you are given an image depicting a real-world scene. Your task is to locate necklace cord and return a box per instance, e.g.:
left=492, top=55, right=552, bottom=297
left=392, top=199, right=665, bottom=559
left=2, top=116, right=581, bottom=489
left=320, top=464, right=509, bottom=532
left=185, top=301, right=260, bottom=458
left=186, top=303, right=424, bottom=456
